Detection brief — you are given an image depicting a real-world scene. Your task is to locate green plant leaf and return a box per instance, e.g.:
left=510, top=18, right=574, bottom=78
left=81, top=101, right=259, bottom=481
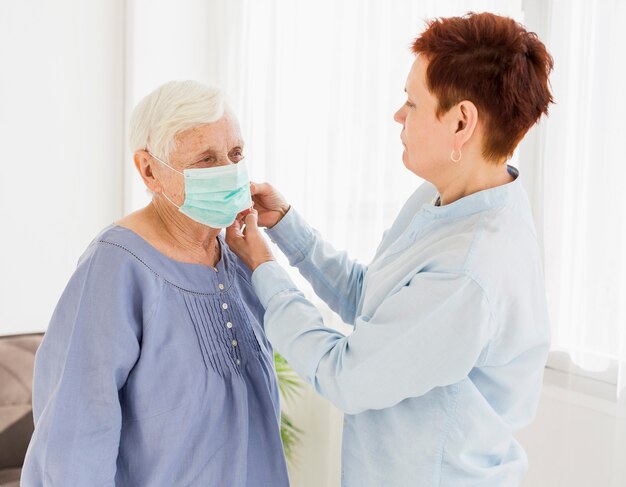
left=274, top=352, right=304, bottom=462
left=280, top=412, right=304, bottom=463
left=274, top=351, right=303, bottom=402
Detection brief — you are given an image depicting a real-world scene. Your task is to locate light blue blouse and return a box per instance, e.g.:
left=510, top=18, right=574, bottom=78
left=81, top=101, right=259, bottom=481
left=252, top=167, right=551, bottom=486
left=22, top=225, right=289, bottom=486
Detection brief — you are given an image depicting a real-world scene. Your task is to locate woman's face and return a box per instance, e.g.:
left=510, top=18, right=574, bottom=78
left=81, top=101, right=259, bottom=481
left=394, top=56, right=455, bottom=180
left=153, top=109, right=245, bottom=206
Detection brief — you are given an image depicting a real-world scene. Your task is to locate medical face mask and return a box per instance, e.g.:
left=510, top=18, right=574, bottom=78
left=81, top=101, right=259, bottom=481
left=151, top=153, right=252, bottom=228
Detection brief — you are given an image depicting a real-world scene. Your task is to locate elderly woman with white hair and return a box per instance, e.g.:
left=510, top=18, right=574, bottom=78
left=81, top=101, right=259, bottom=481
left=21, top=81, right=289, bottom=486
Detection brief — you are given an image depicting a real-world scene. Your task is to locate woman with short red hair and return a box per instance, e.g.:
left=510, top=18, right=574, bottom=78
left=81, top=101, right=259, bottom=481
left=227, top=12, right=554, bottom=486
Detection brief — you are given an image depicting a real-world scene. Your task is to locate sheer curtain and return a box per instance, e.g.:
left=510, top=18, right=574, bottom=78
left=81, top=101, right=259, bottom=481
left=3, top=0, right=623, bottom=484
left=126, top=0, right=522, bottom=266
left=126, top=1, right=523, bottom=485
left=533, top=0, right=626, bottom=413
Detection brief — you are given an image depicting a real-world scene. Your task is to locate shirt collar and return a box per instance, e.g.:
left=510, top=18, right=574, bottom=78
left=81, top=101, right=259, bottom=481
left=425, top=165, right=520, bottom=219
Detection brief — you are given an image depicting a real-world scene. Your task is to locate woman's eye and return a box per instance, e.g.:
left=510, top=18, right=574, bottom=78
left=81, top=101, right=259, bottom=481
left=193, top=157, right=215, bottom=167
left=405, top=100, right=415, bottom=108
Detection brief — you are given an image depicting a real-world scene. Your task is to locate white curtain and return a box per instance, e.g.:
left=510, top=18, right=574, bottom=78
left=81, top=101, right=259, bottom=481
left=536, top=0, right=626, bottom=413
left=127, top=0, right=522, bottom=266
left=126, top=1, right=524, bottom=485
left=5, top=0, right=624, bottom=485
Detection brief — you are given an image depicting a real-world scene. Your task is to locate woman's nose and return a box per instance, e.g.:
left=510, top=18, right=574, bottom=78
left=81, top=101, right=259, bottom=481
left=393, top=107, right=404, bottom=124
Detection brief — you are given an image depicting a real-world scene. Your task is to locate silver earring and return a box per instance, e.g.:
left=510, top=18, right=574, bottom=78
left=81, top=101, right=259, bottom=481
left=450, top=149, right=462, bottom=162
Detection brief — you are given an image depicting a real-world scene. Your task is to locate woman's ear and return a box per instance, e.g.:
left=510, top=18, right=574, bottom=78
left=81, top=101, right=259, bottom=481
left=134, top=150, right=162, bottom=193
left=452, top=100, right=479, bottom=151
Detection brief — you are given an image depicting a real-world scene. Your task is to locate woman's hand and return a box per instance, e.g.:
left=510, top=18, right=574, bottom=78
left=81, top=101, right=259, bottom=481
left=225, top=208, right=275, bottom=271
left=250, top=182, right=290, bottom=229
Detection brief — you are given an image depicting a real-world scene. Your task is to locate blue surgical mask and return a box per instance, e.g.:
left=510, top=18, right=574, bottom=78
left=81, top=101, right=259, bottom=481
left=150, top=153, right=252, bottom=228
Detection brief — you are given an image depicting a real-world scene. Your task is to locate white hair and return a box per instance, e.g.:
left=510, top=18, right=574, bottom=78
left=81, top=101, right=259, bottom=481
left=128, top=80, right=225, bottom=161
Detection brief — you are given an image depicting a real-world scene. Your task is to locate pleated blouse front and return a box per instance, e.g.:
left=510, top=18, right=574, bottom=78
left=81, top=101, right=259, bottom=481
left=22, top=225, right=289, bottom=487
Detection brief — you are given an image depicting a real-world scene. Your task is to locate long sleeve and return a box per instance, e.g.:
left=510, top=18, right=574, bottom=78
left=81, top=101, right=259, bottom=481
left=265, top=208, right=367, bottom=325
left=22, top=243, right=154, bottom=486
left=252, top=262, right=495, bottom=415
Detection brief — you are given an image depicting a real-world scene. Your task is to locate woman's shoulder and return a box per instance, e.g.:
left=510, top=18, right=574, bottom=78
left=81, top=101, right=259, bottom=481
left=83, top=224, right=151, bottom=264
left=417, top=195, right=539, bottom=281
left=74, top=224, right=165, bottom=290
left=50, top=226, right=163, bottom=330
left=81, top=225, right=243, bottom=296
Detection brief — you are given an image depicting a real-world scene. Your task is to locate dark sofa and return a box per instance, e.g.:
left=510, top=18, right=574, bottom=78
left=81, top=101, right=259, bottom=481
left=0, top=333, right=43, bottom=487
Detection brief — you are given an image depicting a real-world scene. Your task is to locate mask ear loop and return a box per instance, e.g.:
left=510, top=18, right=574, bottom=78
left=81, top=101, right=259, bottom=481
left=160, top=190, right=182, bottom=209
left=148, top=151, right=185, bottom=175
left=147, top=150, right=184, bottom=208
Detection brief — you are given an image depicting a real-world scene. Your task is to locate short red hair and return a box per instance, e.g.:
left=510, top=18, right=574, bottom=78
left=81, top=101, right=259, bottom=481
left=412, top=12, right=554, bottom=162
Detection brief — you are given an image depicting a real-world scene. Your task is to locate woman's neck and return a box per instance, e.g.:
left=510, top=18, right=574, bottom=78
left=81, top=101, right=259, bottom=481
left=148, top=200, right=222, bottom=267
left=116, top=200, right=222, bottom=268
left=436, top=161, right=514, bottom=206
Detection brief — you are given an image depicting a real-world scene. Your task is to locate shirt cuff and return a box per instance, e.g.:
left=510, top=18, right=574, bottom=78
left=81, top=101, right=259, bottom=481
left=252, top=260, right=299, bottom=309
left=265, top=208, right=315, bottom=265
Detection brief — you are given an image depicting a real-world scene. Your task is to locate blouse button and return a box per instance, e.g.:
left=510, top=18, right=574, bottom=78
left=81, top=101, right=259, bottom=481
left=231, top=339, right=238, bottom=347
left=236, top=359, right=241, bottom=365
left=222, top=303, right=228, bottom=310
left=226, top=322, right=233, bottom=329
left=218, top=283, right=225, bottom=290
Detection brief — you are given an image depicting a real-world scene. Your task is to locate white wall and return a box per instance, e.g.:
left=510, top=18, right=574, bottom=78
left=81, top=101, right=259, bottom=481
left=282, top=384, right=344, bottom=487
left=0, top=0, right=126, bottom=335
left=517, top=374, right=626, bottom=486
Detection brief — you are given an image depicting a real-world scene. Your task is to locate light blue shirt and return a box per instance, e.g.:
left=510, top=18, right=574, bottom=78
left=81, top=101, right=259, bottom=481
left=22, top=226, right=289, bottom=486
left=252, top=167, right=550, bottom=486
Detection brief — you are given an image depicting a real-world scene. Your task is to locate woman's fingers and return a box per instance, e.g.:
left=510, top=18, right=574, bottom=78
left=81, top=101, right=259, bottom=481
left=225, top=222, right=241, bottom=247
left=243, top=209, right=259, bottom=234
left=226, top=209, right=259, bottom=246
left=248, top=181, right=290, bottom=229
left=233, top=215, right=243, bottom=232
left=250, top=181, right=270, bottom=197
left=250, top=182, right=283, bottom=208
left=225, top=208, right=274, bottom=271
left=238, top=207, right=252, bottom=219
